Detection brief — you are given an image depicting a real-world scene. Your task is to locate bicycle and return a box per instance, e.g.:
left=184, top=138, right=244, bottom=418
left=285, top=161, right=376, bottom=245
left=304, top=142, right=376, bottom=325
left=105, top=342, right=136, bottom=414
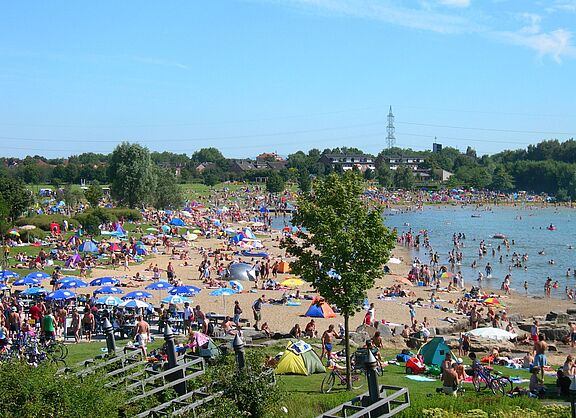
left=321, top=366, right=365, bottom=393
left=472, top=366, right=513, bottom=395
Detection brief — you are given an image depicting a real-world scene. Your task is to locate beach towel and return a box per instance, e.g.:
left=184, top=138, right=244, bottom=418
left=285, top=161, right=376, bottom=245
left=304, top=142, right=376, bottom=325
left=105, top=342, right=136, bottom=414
left=405, top=375, right=436, bottom=382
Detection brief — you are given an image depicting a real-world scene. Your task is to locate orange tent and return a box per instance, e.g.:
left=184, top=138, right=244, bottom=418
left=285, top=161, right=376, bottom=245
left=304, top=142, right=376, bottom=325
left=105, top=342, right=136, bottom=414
left=305, top=296, right=336, bottom=318
left=277, top=261, right=291, bottom=273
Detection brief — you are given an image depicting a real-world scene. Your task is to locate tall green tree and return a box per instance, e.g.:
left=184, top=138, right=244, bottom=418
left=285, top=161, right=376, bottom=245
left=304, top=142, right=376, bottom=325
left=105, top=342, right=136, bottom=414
left=266, top=172, right=286, bottom=193
left=154, top=168, right=183, bottom=209
left=297, top=168, right=311, bottom=192
left=393, top=165, right=415, bottom=190
left=376, top=165, right=393, bottom=188
left=85, top=182, right=104, bottom=207
left=108, top=142, right=157, bottom=208
left=282, top=172, right=395, bottom=389
left=0, top=176, right=32, bottom=222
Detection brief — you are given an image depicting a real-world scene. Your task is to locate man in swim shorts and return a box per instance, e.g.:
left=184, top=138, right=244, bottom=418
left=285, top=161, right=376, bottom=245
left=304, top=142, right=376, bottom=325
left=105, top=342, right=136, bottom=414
left=321, top=324, right=337, bottom=363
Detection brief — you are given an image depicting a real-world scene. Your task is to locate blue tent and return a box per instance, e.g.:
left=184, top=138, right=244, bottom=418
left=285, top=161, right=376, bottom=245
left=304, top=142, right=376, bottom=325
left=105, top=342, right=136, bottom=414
left=170, top=218, right=186, bottom=226
left=79, top=241, right=98, bottom=253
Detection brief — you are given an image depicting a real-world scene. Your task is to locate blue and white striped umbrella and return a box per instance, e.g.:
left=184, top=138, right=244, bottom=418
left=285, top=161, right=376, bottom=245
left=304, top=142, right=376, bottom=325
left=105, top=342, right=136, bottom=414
left=94, top=286, right=124, bottom=295
left=45, top=289, right=76, bottom=300
left=118, top=299, right=150, bottom=309
left=13, top=277, right=41, bottom=286
left=123, top=290, right=153, bottom=300
left=25, top=271, right=51, bottom=280
left=59, top=279, right=89, bottom=289
left=0, top=283, right=9, bottom=291
left=145, top=281, right=173, bottom=291
left=0, top=270, right=19, bottom=281
left=161, top=295, right=190, bottom=304
left=209, top=288, right=237, bottom=297
left=90, top=277, right=120, bottom=286
left=57, top=276, right=81, bottom=284
left=168, top=286, right=201, bottom=296
left=21, top=287, right=48, bottom=295
left=95, top=296, right=122, bottom=306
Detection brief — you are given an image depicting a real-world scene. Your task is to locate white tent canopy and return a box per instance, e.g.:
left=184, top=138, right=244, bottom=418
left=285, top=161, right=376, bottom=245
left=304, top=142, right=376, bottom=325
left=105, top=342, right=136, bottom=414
left=465, top=327, right=517, bottom=341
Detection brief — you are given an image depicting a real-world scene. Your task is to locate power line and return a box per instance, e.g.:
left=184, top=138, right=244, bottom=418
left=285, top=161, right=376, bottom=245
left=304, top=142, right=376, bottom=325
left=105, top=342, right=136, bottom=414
left=397, top=121, right=576, bottom=136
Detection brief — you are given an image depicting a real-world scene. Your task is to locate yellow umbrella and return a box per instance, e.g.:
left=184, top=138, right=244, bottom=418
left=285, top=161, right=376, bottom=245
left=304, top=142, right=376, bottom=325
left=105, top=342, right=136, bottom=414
left=281, top=278, right=305, bottom=287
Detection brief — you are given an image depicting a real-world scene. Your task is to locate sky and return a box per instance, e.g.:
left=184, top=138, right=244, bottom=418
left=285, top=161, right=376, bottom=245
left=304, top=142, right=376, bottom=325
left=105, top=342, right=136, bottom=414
left=0, top=0, right=575, bottom=159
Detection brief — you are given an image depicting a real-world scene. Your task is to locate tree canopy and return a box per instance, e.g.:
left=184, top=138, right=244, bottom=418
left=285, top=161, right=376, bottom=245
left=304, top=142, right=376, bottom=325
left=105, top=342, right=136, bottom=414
left=283, top=172, right=396, bottom=388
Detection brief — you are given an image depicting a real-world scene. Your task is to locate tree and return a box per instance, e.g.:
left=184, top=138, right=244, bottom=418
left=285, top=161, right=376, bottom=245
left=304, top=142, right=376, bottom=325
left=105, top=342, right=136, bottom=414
left=266, top=172, right=285, bottom=193
left=282, top=172, right=396, bottom=389
left=376, top=165, right=393, bottom=188
left=297, top=169, right=311, bottom=192
left=191, top=147, right=225, bottom=163
left=0, top=176, right=32, bottom=222
left=393, top=165, right=415, bottom=190
left=108, top=142, right=157, bottom=208
left=490, top=166, right=515, bottom=191
left=85, top=182, right=104, bottom=207
left=154, top=168, right=183, bottom=209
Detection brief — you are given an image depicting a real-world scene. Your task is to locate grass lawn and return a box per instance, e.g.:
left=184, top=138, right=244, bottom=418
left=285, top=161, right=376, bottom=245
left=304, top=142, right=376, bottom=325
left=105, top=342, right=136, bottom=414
left=64, top=337, right=566, bottom=417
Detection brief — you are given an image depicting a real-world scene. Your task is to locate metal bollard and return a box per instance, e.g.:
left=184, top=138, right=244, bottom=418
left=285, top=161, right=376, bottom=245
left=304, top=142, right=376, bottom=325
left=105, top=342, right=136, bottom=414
left=365, top=350, right=380, bottom=405
left=233, top=333, right=245, bottom=370
left=164, top=325, right=186, bottom=395
left=102, top=318, right=116, bottom=355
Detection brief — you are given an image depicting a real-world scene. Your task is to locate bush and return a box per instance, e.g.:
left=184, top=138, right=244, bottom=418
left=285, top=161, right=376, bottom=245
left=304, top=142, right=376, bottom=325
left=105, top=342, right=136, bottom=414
left=0, top=362, right=127, bottom=417
left=15, top=215, right=79, bottom=231
left=419, top=404, right=571, bottom=418
left=106, top=208, right=142, bottom=221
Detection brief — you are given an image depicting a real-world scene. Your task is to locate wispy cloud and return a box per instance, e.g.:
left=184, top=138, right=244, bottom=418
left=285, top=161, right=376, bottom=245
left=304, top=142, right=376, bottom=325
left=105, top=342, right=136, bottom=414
left=260, top=0, right=482, bottom=33
left=131, top=56, right=189, bottom=70
left=256, top=0, right=576, bottom=62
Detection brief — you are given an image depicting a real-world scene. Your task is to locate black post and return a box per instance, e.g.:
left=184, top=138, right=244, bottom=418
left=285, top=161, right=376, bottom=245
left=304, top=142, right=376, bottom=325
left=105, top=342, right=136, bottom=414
left=233, top=333, right=245, bottom=370
left=164, top=325, right=186, bottom=395
left=102, top=318, right=116, bottom=355
left=365, top=350, right=380, bottom=405
left=570, top=375, right=576, bottom=418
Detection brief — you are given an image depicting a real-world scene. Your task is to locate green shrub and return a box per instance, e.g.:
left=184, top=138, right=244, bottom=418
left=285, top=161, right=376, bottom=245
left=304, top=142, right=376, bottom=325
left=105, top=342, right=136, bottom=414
left=106, top=208, right=142, bottom=221
left=0, top=362, right=127, bottom=417
left=15, top=215, right=79, bottom=231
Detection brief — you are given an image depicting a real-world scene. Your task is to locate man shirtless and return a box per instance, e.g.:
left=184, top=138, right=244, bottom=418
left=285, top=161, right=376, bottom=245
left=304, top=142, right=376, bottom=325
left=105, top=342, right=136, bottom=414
left=321, top=324, right=338, bottom=361
left=534, top=334, right=548, bottom=381
left=8, top=307, right=20, bottom=338
left=82, top=307, right=95, bottom=342
left=134, top=315, right=150, bottom=357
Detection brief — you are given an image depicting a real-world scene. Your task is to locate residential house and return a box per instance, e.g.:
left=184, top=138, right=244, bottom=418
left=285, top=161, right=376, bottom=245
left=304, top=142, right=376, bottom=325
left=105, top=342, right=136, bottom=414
left=318, top=153, right=376, bottom=172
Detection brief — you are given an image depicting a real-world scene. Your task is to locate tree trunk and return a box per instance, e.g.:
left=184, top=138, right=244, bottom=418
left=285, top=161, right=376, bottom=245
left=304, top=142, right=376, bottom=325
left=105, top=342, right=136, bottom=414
left=344, top=314, right=352, bottom=390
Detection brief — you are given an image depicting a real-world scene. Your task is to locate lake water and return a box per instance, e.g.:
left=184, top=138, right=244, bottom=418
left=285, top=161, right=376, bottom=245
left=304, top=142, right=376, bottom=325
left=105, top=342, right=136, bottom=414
left=271, top=206, right=576, bottom=297
left=383, top=206, right=576, bottom=297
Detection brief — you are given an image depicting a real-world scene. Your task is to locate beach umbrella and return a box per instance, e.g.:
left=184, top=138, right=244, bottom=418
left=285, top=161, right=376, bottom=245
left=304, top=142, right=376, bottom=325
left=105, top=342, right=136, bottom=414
left=388, top=257, right=402, bottom=264
left=59, top=279, right=89, bottom=289
left=45, top=289, right=76, bottom=301
left=210, top=287, right=237, bottom=311
left=95, top=296, right=122, bottom=306
left=21, top=287, right=48, bottom=296
left=170, top=218, right=186, bottom=226
left=90, top=277, right=119, bottom=286
left=483, top=297, right=501, bottom=306
left=13, top=277, right=41, bottom=286
left=145, top=227, right=159, bottom=232
left=168, top=285, right=201, bottom=296
left=395, top=277, right=414, bottom=287
left=94, top=286, right=124, bottom=295
left=57, top=276, right=81, bottom=284
left=440, top=272, right=453, bottom=279
left=119, top=299, right=150, bottom=309
left=280, top=278, right=305, bottom=288
left=26, top=271, right=51, bottom=281
left=20, top=225, right=36, bottom=231
left=161, top=295, right=190, bottom=304
left=466, top=327, right=517, bottom=341
left=229, top=280, right=244, bottom=292
left=79, top=240, right=98, bottom=253
left=145, top=281, right=173, bottom=291
left=0, top=270, right=19, bottom=281
left=0, top=283, right=9, bottom=291
left=209, top=288, right=237, bottom=297
left=123, top=290, right=153, bottom=300
left=8, top=229, right=19, bottom=237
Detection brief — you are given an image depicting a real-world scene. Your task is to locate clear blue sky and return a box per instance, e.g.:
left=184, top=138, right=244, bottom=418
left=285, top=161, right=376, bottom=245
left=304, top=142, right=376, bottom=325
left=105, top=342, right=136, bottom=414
left=0, top=0, right=575, bottom=159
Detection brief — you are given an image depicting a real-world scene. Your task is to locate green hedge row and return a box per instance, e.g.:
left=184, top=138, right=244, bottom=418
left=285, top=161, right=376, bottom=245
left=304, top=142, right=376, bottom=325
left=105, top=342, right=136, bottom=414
left=15, top=215, right=80, bottom=231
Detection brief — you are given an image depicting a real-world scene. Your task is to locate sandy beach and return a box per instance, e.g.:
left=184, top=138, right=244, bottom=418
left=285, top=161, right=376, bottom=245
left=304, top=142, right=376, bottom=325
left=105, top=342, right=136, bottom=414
left=81, top=228, right=576, bottom=340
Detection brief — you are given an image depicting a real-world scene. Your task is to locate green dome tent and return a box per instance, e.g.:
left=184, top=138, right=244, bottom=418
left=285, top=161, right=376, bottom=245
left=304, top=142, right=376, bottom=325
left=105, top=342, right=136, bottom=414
left=418, top=337, right=453, bottom=367
left=275, top=340, right=325, bottom=375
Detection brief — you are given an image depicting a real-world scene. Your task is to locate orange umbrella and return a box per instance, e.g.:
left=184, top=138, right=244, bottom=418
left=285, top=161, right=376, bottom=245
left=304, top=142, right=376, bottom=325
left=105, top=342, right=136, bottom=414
left=483, top=297, right=501, bottom=306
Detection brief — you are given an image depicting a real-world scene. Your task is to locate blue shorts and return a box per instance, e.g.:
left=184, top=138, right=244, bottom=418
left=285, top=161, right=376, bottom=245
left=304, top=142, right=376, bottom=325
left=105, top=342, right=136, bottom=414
left=324, top=343, right=333, bottom=352
left=534, top=353, right=547, bottom=368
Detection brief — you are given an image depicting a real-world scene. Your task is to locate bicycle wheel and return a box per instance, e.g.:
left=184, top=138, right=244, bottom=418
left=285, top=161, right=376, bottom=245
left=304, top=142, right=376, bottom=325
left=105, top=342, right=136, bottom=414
left=493, top=377, right=513, bottom=395
left=351, top=369, right=365, bottom=390
left=321, top=372, right=336, bottom=393
left=47, top=342, right=68, bottom=360
left=472, top=373, right=484, bottom=392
